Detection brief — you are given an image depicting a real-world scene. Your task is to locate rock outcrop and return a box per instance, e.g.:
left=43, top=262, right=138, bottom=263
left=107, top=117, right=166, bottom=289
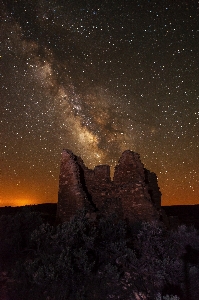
left=56, top=149, right=162, bottom=223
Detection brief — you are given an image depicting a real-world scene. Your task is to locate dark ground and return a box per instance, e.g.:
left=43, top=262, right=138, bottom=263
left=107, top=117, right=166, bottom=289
left=1, top=203, right=199, bottom=229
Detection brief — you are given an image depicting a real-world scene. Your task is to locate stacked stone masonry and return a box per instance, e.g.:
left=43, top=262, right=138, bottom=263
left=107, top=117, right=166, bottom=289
left=57, top=149, right=162, bottom=223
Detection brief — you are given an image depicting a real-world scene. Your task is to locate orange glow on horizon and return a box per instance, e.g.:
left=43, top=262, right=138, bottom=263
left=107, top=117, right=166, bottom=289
left=0, top=197, right=39, bottom=207
left=0, top=172, right=198, bottom=207
left=13, top=198, right=36, bottom=207
left=1, top=188, right=198, bottom=208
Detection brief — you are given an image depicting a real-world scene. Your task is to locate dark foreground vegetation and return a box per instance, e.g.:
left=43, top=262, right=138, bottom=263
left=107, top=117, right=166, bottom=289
left=0, top=207, right=199, bottom=300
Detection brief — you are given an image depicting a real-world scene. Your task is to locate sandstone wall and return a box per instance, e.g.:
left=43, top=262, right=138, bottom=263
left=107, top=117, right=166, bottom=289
left=56, top=149, right=162, bottom=223
left=57, top=150, right=87, bottom=222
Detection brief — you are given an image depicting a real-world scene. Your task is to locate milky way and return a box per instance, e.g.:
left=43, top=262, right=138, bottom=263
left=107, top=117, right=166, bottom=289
left=0, top=0, right=199, bottom=206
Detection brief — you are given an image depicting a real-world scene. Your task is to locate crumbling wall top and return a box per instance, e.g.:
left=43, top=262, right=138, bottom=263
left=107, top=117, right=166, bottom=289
left=113, top=150, right=145, bottom=184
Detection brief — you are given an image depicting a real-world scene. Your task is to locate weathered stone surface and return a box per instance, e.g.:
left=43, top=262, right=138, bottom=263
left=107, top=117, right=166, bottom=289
left=144, top=169, right=162, bottom=208
left=57, top=150, right=87, bottom=222
left=112, top=150, right=160, bottom=222
left=113, top=150, right=145, bottom=184
left=56, top=149, right=162, bottom=223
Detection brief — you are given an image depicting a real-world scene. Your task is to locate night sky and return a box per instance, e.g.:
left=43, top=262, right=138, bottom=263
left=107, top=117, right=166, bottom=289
left=1, top=0, right=198, bottom=207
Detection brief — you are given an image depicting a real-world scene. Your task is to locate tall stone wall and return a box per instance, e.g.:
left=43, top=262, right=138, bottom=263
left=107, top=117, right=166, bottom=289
left=57, top=150, right=87, bottom=222
left=112, top=150, right=159, bottom=222
left=56, top=149, right=162, bottom=223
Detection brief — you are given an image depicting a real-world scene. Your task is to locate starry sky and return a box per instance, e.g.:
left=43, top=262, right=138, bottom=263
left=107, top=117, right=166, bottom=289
left=0, top=0, right=199, bottom=207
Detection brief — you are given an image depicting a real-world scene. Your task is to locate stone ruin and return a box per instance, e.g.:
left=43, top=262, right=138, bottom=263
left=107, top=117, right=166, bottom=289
left=56, top=149, right=162, bottom=223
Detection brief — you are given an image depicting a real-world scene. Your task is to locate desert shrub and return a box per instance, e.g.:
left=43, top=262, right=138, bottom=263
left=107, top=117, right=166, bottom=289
left=156, top=294, right=180, bottom=300
left=7, top=211, right=199, bottom=300
left=13, top=211, right=136, bottom=299
left=0, top=209, right=43, bottom=269
left=168, top=225, right=199, bottom=299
